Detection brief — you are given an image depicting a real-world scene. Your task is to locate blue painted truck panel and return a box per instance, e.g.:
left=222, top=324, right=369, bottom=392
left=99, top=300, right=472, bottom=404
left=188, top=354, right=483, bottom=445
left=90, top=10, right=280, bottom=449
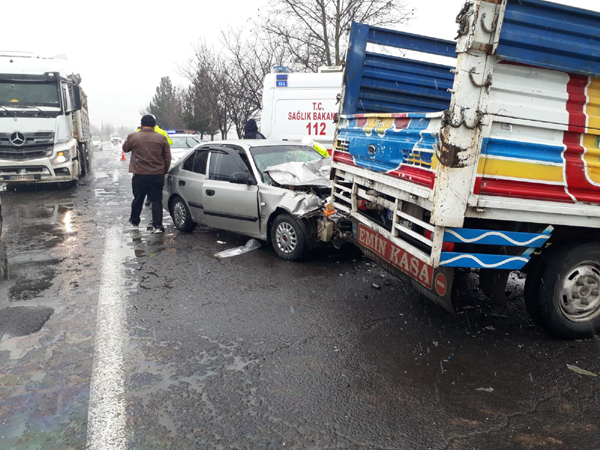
left=497, top=0, right=600, bottom=77
left=342, top=23, right=456, bottom=115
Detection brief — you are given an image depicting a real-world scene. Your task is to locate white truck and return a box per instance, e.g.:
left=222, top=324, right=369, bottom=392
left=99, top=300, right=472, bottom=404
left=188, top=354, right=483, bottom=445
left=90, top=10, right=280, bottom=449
left=260, top=71, right=342, bottom=150
left=0, top=52, right=92, bottom=184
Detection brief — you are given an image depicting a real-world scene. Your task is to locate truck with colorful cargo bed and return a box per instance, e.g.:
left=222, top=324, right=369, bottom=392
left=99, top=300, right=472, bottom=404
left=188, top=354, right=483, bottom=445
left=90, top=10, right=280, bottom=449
left=329, top=0, right=600, bottom=338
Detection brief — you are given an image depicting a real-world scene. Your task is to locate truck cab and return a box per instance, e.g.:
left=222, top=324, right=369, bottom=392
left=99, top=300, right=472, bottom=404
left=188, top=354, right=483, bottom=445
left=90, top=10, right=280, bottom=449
left=0, top=52, right=92, bottom=184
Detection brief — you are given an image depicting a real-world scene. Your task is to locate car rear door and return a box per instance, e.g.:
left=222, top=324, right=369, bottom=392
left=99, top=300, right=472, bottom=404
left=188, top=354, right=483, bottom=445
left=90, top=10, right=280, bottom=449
left=175, top=148, right=210, bottom=222
left=202, top=147, right=261, bottom=236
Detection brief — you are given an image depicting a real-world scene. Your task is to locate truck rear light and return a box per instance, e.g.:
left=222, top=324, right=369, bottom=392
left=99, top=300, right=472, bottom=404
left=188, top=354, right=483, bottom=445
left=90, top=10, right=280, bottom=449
left=357, top=200, right=367, bottom=210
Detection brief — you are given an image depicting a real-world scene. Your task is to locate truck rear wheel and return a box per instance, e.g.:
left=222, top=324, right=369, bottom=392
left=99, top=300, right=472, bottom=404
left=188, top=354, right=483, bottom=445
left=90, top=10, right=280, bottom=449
left=526, top=241, right=600, bottom=339
left=79, top=145, right=90, bottom=177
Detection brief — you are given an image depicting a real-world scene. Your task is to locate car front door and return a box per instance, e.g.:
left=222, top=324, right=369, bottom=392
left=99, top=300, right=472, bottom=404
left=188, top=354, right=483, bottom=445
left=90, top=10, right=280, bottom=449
left=175, top=148, right=209, bottom=222
left=202, top=148, right=261, bottom=236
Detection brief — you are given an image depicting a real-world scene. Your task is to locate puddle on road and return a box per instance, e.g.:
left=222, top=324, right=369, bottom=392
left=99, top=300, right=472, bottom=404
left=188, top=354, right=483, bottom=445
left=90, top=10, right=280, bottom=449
left=124, top=336, right=259, bottom=402
left=0, top=306, right=54, bottom=338
left=0, top=187, right=81, bottom=339
left=128, top=232, right=178, bottom=260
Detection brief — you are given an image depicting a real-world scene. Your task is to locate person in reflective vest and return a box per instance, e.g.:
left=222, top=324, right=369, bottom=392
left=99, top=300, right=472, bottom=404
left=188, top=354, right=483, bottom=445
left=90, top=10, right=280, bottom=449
left=136, top=125, right=173, bottom=145
left=135, top=116, right=174, bottom=145
left=301, top=137, right=329, bottom=158
left=135, top=116, right=173, bottom=206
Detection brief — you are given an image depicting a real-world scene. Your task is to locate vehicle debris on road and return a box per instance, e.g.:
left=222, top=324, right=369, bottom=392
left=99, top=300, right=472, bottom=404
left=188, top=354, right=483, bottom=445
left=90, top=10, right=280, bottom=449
left=566, top=364, right=597, bottom=377
left=476, top=387, right=494, bottom=392
left=214, top=239, right=261, bottom=259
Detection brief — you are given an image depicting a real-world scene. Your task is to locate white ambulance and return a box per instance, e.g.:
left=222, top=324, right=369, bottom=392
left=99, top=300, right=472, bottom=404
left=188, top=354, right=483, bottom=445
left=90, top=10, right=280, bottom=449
left=260, top=69, right=343, bottom=150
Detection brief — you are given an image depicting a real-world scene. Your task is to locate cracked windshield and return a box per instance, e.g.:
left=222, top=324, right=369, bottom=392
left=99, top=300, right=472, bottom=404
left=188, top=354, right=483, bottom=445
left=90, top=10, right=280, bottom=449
left=2, top=0, right=600, bottom=449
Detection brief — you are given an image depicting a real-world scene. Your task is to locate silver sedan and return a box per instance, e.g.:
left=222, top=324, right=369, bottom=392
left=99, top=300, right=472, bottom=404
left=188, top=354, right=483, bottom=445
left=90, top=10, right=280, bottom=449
left=163, top=140, right=333, bottom=261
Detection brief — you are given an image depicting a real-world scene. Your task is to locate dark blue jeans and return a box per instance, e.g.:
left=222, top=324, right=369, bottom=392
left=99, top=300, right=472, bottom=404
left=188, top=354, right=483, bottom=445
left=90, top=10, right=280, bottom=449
left=130, top=174, right=164, bottom=227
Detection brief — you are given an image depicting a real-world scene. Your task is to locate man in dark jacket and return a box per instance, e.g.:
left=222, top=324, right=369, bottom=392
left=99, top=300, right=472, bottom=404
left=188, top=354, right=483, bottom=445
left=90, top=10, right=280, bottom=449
left=243, top=119, right=266, bottom=139
left=123, top=115, right=171, bottom=233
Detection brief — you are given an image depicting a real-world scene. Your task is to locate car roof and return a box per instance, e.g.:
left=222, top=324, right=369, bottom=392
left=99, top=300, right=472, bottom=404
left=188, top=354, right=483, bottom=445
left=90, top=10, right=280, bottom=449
left=197, top=139, right=309, bottom=149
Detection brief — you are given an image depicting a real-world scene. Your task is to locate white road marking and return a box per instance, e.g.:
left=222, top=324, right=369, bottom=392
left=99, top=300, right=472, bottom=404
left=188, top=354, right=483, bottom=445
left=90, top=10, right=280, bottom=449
left=86, top=227, right=127, bottom=449
left=112, top=169, right=119, bottom=183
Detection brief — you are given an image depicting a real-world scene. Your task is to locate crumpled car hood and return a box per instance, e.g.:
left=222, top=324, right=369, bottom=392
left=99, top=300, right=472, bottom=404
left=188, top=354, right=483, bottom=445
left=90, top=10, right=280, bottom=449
left=264, top=157, right=331, bottom=189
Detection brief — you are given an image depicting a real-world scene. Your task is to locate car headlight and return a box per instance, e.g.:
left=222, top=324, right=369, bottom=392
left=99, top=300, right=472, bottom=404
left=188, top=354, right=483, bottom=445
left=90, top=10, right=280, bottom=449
left=53, top=150, right=70, bottom=164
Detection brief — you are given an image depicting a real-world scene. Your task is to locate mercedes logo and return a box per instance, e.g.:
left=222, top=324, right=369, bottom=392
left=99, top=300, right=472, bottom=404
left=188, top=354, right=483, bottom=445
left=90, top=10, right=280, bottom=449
left=9, top=132, right=26, bottom=147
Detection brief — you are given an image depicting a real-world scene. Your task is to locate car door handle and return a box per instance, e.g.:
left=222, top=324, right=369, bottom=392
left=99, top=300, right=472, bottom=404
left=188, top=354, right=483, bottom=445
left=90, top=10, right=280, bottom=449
left=179, top=180, right=186, bottom=186
left=206, top=189, right=215, bottom=196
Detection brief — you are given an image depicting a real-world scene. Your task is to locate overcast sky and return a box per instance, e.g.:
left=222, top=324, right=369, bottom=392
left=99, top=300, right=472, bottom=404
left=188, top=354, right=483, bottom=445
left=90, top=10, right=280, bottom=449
left=3, top=0, right=598, bottom=130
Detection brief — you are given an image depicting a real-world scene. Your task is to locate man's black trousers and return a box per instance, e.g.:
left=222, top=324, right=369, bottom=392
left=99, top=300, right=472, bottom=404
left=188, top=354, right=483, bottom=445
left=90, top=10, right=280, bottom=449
left=130, top=174, right=164, bottom=227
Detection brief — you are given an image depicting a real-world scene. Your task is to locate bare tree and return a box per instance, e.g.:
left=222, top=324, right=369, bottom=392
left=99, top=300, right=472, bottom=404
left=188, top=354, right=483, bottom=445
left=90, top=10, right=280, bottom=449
left=220, top=27, right=292, bottom=137
left=258, top=0, right=414, bottom=71
left=179, top=42, right=231, bottom=139
left=168, top=0, right=415, bottom=141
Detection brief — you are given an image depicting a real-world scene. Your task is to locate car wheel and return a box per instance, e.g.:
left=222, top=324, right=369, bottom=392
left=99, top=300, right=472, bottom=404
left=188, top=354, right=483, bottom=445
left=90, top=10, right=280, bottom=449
left=270, top=214, right=306, bottom=261
left=171, top=196, right=196, bottom=232
left=529, top=241, right=600, bottom=339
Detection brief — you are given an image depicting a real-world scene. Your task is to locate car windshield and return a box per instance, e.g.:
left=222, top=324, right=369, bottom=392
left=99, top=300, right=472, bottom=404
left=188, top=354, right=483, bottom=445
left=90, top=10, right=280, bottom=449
left=0, top=81, right=60, bottom=107
left=250, top=145, right=322, bottom=183
left=170, top=136, right=200, bottom=148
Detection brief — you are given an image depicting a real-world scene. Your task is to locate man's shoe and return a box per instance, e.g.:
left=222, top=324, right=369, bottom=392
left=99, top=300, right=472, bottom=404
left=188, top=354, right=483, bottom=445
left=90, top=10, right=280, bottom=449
left=144, top=200, right=151, bottom=207
left=153, top=226, right=165, bottom=234
left=128, top=218, right=139, bottom=227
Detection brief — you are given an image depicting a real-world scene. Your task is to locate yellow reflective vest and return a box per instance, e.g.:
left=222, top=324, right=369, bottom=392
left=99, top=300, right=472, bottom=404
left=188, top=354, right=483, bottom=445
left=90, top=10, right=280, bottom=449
left=313, top=141, right=329, bottom=158
left=136, top=125, right=173, bottom=145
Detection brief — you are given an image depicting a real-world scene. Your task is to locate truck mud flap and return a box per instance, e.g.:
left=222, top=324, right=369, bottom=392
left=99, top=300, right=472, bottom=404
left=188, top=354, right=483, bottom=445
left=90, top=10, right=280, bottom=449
left=352, top=221, right=455, bottom=313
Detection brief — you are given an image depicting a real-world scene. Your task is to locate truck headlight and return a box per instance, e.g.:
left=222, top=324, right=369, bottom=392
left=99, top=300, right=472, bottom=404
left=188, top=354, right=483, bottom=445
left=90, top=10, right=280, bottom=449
left=54, top=150, right=70, bottom=164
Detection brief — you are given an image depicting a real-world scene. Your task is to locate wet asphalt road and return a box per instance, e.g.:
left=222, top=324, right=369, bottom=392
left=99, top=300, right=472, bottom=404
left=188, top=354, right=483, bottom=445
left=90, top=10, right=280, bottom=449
left=0, top=144, right=599, bottom=450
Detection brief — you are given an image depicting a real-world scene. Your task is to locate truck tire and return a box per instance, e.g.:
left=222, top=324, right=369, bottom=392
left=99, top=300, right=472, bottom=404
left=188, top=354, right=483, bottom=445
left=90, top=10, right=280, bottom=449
left=270, top=213, right=307, bottom=261
left=85, top=144, right=92, bottom=173
left=79, top=145, right=88, bottom=177
left=524, top=261, right=544, bottom=327
left=527, top=241, right=600, bottom=339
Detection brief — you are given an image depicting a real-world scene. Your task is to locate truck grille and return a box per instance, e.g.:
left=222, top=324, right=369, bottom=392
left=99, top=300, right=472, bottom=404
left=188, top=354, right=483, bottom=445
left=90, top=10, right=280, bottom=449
left=0, top=131, right=55, bottom=160
left=0, top=166, right=50, bottom=175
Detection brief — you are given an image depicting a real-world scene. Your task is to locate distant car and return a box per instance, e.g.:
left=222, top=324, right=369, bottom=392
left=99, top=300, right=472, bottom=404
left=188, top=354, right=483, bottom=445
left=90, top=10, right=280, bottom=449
left=168, top=134, right=201, bottom=165
left=92, top=135, right=103, bottom=151
left=163, top=140, right=335, bottom=261
left=111, top=136, right=122, bottom=145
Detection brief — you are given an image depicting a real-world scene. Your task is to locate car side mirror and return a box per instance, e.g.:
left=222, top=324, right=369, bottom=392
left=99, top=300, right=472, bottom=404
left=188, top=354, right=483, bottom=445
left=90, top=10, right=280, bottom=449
left=229, top=171, right=253, bottom=185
